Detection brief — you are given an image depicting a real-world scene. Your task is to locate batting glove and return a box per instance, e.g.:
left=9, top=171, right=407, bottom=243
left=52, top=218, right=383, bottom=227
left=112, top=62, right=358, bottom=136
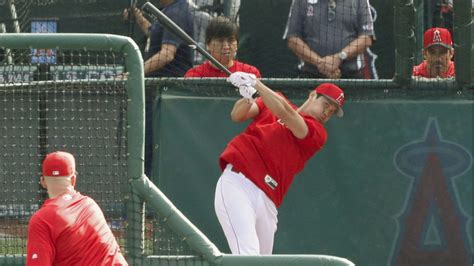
left=227, top=72, right=257, bottom=88
left=239, top=85, right=257, bottom=102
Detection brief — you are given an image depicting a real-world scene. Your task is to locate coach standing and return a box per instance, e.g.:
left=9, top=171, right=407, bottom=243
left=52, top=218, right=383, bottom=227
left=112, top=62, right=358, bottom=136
left=284, top=0, right=375, bottom=79
left=26, top=151, right=127, bottom=265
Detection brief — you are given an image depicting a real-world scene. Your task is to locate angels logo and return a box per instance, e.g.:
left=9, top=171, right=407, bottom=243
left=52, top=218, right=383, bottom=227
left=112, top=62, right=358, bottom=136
left=335, top=93, right=344, bottom=106
left=433, top=29, right=443, bottom=43
left=390, top=118, right=472, bottom=266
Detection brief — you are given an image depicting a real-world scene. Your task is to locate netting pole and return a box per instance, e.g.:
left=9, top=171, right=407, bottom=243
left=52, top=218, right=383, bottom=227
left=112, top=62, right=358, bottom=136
left=453, top=0, right=473, bottom=87
left=0, top=24, right=13, bottom=64
left=122, top=35, right=147, bottom=263
left=7, top=0, right=21, bottom=33
left=393, top=0, right=415, bottom=86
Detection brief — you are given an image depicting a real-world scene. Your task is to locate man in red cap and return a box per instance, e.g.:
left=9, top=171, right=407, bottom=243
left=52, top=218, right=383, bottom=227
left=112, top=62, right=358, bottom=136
left=413, top=27, right=455, bottom=79
left=214, top=72, right=344, bottom=254
left=26, top=151, right=128, bottom=265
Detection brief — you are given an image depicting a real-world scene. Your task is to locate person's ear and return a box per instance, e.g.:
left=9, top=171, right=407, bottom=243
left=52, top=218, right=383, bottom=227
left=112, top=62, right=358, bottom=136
left=309, top=91, right=317, bottom=99
left=40, top=176, right=47, bottom=189
left=71, top=175, right=77, bottom=187
left=448, top=48, right=454, bottom=60
left=422, top=49, right=428, bottom=60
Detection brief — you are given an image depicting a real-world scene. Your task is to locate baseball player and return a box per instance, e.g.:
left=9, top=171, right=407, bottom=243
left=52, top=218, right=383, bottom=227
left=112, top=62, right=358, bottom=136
left=413, top=27, right=455, bottom=79
left=26, top=151, right=128, bottom=265
left=214, top=72, right=345, bottom=254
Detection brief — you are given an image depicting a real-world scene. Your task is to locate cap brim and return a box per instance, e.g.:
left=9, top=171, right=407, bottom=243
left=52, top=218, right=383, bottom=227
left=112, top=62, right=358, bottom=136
left=426, top=43, right=453, bottom=49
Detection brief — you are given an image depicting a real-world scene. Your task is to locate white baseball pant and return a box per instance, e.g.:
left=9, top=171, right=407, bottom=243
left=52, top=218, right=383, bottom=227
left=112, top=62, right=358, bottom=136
left=214, top=164, right=278, bottom=255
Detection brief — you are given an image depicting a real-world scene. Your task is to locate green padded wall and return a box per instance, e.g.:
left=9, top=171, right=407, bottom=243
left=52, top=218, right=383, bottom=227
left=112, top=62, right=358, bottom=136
left=152, top=85, right=472, bottom=266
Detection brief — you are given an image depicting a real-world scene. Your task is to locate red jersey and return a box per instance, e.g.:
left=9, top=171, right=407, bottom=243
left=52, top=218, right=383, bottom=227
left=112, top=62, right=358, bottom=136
left=26, top=188, right=127, bottom=266
left=220, top=97, right=327, bottom=207
left=184, top=60, right=261, bottom=78
left=412, top=61, right=455, bottom=78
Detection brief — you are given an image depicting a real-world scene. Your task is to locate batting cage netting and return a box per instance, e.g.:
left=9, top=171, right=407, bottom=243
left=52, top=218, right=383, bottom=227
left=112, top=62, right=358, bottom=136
left=0, top=41, right=133, bottom=255
left=0, top=35, right=208, bottom=266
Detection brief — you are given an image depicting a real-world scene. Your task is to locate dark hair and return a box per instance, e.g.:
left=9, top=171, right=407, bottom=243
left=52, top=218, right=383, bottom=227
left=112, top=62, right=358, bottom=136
left=205, top=16, right=239, bottom=44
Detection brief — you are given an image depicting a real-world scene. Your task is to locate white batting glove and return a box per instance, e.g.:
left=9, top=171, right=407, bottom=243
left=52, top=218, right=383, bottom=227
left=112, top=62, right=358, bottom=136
left=239, top=85, right=257, bottom=101
left=227, top=72, right=257, bottom=88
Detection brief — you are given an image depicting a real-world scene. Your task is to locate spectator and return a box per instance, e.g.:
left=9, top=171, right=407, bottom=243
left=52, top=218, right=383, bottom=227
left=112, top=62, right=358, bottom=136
left=283, top=0, right=375, bottom=79
left=185, top=16, right=261, bottom=78
left=26, top=151, right=127, bottom=265
left=413, top=27, right=454, bottom=79
left=123, top=0, right=194, bottom=77
left=433, top=0, right=453, bottom=29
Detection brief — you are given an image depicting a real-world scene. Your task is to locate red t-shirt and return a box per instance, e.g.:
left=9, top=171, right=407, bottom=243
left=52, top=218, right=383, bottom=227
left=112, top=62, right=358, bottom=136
left=219, top=97, right=327, bottom=207
left=26, top=188, right=127, bottom=266
left=412, top=61, right=455, bottom=78
left=184, top=60, right=261, bottom=78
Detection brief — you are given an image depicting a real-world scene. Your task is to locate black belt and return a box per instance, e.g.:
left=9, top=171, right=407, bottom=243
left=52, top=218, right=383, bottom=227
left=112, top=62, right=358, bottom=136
left=229, top=165, right=278, bottom=190
left=229, top=165, right=242, bottom=175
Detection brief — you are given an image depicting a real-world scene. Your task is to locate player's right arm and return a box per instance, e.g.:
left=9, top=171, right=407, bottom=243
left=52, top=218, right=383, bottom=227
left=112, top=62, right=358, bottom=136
left=230, top=98, right=259, bottom=122
left=26, top=215, right=54, bottom=265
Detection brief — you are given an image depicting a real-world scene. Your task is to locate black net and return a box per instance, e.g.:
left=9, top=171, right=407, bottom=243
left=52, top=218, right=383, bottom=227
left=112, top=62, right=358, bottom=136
left=0, top=48, right=128, bottom=257
left=0, top=0, right=466, bottom=87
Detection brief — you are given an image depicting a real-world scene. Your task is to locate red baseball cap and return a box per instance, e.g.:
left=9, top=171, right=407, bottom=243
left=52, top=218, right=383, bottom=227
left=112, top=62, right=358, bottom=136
left=423, top=27, right=453, bottom=49
left=42, top=151, right=76, bottom=177
left=314, top=83, right=345, bottom=117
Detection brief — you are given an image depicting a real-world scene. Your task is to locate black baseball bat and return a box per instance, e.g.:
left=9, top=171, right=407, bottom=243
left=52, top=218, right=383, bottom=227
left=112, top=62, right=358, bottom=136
left=141, top=2, right=232, bottom=75
left=127, top=0, right=137, bottom=37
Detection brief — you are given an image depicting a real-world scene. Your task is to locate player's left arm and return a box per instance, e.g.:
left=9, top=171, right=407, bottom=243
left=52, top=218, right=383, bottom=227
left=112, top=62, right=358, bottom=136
left=26, top=216, right=54, bottom=265
left=254, top=80, right=308, bottom=139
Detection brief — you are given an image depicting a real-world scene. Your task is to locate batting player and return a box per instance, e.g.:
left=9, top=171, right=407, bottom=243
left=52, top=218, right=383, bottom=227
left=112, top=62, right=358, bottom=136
left=214, top=72, right=345, bottom=254
left=26, top=151, right=128, bottom=265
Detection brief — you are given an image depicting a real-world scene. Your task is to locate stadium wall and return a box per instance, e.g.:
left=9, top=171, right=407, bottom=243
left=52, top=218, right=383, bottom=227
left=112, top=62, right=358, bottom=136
left=150, top=81, right=473, bottom=266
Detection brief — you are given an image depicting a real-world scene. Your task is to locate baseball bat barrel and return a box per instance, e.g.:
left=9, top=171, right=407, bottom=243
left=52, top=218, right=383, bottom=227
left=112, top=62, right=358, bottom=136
left=141, top=2, right=232, bottom=75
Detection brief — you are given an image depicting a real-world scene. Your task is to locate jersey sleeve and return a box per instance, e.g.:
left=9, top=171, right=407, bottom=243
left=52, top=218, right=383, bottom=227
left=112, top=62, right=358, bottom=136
left=296, top=116, right=327, bottom=155
left=283, top=0, right=305, bottom=39
left=161, top=9, right=191, bottom=47
left=26, top=214, right=55, bottom=265
left=253, top=67, right=262, bottom=78
left=255, top=97, right=265, bottom=112
left=357, top=0, right=375, bottom=37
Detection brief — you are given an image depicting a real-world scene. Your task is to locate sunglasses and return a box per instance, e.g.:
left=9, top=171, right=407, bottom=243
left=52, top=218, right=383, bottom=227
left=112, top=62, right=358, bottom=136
left=328, top=0, right=336, bottom=22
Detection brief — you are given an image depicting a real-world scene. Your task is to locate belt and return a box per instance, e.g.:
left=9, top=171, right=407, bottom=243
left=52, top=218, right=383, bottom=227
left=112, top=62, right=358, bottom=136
left=229, top=165, right=241, bottom=175
left=227, top=164, right=278, bottom=190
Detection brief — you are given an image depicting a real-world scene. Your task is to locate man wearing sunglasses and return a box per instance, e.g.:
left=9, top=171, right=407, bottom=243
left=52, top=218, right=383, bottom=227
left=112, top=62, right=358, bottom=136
left=284, top=0, right=375, bottom=79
